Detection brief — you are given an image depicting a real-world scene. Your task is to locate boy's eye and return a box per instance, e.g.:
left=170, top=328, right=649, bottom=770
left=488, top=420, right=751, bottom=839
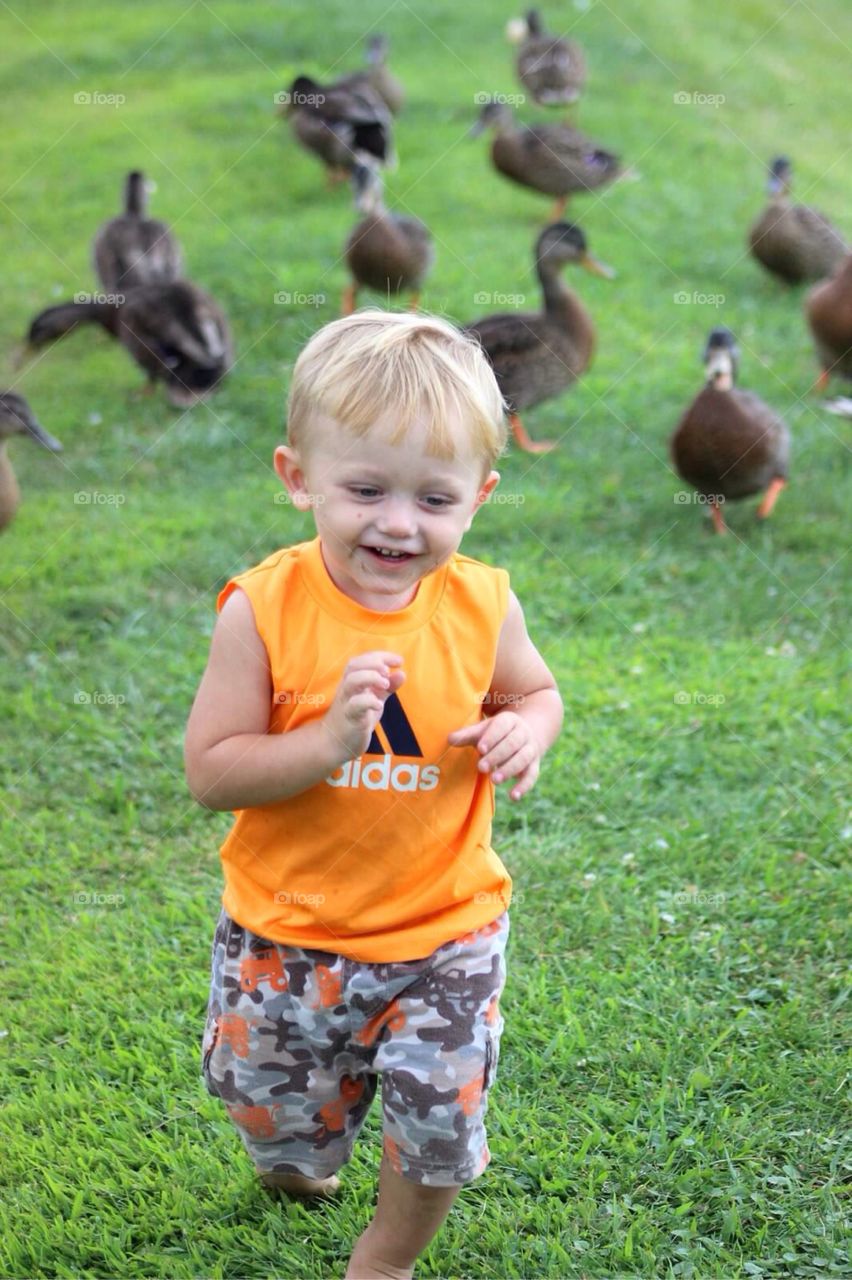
left=422, top=495, right=452, bottom=508
left=349, top=486, right=381, bottom=499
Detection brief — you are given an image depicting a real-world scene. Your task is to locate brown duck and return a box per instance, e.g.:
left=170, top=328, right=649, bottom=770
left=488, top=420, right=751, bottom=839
left=27, top=282, right=232, bottom=407
left=670, top=328, right=790, bottom=533
left=93, top=171, right=183, bottom=292
left=0, top=393, right=62, bottom=531
left=465, top=222, right=613, bottom=452
left=470, top=100, right=621, bottom=220
left=749, top=157, right=847, bottom=286
left=281, top=74, right=394, bottom=183
left=342, top=163, right=434, bottom=313
left=806, top=253, right=852, bottom=390
left=507, top=8, right=586, bottom=106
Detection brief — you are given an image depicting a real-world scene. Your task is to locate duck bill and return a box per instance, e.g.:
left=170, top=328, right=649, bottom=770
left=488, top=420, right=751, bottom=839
left=580, top=253, right=616, bottom=279
left=27, top=419, right=63, bottom=451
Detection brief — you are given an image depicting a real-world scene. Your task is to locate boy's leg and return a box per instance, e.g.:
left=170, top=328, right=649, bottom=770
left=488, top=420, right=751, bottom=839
left=345, top=1153, right=461, bottom=1280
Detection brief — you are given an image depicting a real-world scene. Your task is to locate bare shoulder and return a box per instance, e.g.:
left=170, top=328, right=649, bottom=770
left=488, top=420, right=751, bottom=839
left=185, top=588, right=272, bottom=756
left=490, top=590, right=558, bottom=699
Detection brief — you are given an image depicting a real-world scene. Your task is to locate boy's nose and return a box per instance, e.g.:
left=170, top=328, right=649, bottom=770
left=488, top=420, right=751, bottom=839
left=375, top=501, right=418, bottom=538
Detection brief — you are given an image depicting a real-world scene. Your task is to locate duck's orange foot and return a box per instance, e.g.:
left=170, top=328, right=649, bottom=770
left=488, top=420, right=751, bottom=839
left=813, top=369, right=830, bottom=393
left=509, top=412, right=557, bottom=453
left=547, top=196, right=568, bottom=223
left=709, top=498, right=727, bottom=534
left=756, top=476, right=786, bottom=520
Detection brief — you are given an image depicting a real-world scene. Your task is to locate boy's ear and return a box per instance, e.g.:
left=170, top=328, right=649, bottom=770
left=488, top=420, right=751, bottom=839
left=274, top=445, right=314, bottom=511
left=464, top=470, right=500, bottom=530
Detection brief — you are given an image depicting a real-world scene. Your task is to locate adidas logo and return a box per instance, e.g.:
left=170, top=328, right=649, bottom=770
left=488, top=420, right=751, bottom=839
left=325, top=692, right=441, bottom=793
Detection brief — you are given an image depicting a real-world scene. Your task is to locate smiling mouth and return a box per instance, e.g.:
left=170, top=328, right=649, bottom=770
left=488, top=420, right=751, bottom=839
left=362, top=545, right=416, bottom=563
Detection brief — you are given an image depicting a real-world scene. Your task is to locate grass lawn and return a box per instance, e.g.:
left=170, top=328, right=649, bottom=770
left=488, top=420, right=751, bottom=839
left=1, top=1, right=849, bottom=1276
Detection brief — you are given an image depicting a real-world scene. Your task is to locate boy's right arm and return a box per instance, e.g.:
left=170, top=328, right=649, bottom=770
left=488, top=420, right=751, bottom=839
left=184, top=588, right=404, bottom=811
left=184, top=589, right=344, bottom=810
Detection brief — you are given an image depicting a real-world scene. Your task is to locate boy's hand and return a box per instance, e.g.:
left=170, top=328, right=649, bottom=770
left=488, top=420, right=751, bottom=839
left=447, top=712, right=540, bottom=802
left=321, top=652, right=405, bottom=762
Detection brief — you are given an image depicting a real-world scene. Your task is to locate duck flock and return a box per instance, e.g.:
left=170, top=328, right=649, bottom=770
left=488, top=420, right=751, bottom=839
left=4, top=9, right=851, bottom=535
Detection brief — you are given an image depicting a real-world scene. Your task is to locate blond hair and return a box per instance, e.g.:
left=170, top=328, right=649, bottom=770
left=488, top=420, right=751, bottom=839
left=287, top=310, right=507, bottom=470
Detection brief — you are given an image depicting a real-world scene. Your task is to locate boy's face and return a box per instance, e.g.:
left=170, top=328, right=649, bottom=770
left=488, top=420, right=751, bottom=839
left=274, top=408, right=499, bottom=610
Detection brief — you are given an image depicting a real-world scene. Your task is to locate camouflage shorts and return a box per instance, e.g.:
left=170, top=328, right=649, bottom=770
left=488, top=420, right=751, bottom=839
left=200, top=907, right=509, bottom=1186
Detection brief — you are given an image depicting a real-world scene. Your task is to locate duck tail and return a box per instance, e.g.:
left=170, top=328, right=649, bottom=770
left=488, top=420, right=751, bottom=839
left=27, top=299, right=120, bottom=346
left=125, top=170, right=147, bottom=216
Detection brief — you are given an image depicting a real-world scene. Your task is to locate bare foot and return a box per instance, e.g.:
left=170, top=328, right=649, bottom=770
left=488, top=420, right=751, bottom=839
left=259, top=1169, right=341, bottom=1198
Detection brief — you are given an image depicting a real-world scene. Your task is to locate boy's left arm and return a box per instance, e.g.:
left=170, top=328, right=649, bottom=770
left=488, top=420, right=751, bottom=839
left=447, top=590, right=563, bottom=801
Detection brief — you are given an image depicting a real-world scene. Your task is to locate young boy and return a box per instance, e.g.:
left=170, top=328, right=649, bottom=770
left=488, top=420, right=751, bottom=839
left=185, top=310, right=562, bottom=1279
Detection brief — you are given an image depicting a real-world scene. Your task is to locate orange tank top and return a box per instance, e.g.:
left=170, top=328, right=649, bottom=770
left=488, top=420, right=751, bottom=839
left=215, top=536, right=512, bottom=962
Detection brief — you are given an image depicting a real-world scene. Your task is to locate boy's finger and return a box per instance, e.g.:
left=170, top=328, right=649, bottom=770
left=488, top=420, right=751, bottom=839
left=447, top=721, right=488, bottom=746
left=508, top=758, right=540, bottom=800
left=489, top=743, right=536, bottom=783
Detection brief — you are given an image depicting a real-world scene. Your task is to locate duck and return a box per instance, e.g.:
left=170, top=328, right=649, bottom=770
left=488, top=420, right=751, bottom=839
left=338, top=35, right=405, bottom=115
left=342, top=163, right=434, bottom=314
left=0, top=393, right=63, bottom=531
left=470, top=100, right=621, bottom=220
left=806, top=254, right=852, bottom=390
left=281, top=74, right=394, bottom=183
left=27, top=282, right=232, bottom=407
left=464, top=222, right=613, bottom=452
left=92, top=171, right=183, bottom=292
left=670, top=328, right=790, bottom=534
left=748, top=157, right=847, bottom=285
left=506, top=8, right=586, bottom=106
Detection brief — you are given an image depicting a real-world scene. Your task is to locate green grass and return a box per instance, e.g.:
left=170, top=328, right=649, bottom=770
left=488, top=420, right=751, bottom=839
left=1, top=1, right=850, bottom=1277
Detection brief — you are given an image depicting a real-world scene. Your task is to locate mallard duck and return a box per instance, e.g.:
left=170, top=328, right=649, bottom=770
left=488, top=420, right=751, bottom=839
left=342, top=163, right=434, bottom=314
left=670, top=328, right=790, bottom=534
left=281, top=74, right=394, bottom=183
left=92, top=171, right=183, bottom=292
left=470, top=101, right=621, bottom=219
left=464, top=221, right=613, bottom=452
left=338, top=36, right=405, bottom=115
left=0, top=393, right=62, bottom=531
left=27, top=282, right=232, bottom=407
left=749, top=157, right=847, bottom=285
left=806, top=253, right=852, bottom=389
left=506, top=9, right=586, bottom=106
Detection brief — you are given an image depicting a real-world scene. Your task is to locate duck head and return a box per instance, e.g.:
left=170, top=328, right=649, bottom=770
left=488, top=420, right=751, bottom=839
left=767, top=156, right=792, bottom=198
left=365, top=34, right=389, bottom=66
left=703, top=327, right=739, bottom=390
left=535, top=222, right=616, bottom=277
left=0, top=392, right=63, bottom=451
left=469, top=99, right=514, bottom=137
